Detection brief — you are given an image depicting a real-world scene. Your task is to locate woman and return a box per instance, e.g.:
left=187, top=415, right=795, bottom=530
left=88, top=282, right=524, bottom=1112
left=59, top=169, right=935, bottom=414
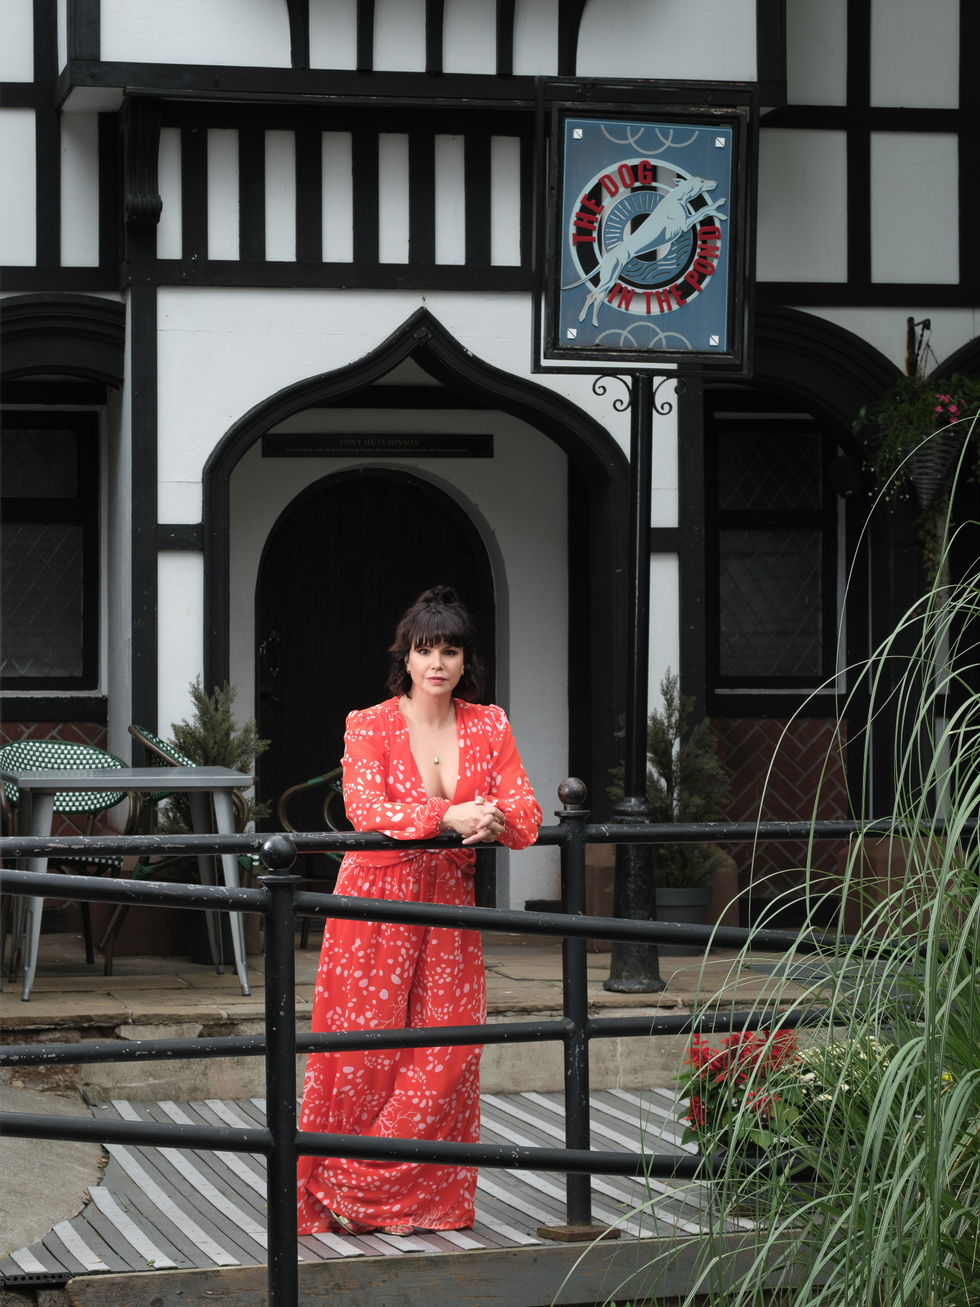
left=297, top=586, right=542, bottom=1236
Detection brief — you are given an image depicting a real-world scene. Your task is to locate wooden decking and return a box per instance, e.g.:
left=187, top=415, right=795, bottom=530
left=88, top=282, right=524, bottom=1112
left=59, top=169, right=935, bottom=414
left=0, top=1087, right=733, bottom=1289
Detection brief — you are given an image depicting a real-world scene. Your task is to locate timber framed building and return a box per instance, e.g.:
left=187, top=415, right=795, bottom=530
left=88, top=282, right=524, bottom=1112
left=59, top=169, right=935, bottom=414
left=2, top=0, right=978, bottom=913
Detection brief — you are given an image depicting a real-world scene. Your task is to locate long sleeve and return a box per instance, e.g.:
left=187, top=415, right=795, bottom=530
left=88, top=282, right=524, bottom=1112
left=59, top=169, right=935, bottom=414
left=342, top=709, right=451, bottom=839
left=482, top=709, right=543, bottom=851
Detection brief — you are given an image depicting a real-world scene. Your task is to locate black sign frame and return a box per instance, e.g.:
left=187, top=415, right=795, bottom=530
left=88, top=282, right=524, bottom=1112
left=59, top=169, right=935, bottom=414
left=532, top=78, right=758, bottom=379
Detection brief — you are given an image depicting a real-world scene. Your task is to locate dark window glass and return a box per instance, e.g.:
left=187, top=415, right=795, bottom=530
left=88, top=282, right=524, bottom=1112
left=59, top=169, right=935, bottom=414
left=1, top=430, right=77, bottom=497
left=719, top=528, right=823, bottom=677
left=706, top=390, right=840, bottom=696
left=1, top=412, right=99, bottom=690
left=1, top=523, right=84, bottom=677
left=718, top=432, right=822, bottom=511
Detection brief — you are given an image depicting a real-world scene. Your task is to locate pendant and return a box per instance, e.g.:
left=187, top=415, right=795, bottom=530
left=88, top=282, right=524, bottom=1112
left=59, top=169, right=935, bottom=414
left=434, top=757, right=440, bottom=764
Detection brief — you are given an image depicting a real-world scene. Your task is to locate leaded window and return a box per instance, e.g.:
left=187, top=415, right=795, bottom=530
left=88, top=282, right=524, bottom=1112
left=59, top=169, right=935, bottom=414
left=1, top=411, right=99, bottom=689
left=706, top=390, right=839, bottom=692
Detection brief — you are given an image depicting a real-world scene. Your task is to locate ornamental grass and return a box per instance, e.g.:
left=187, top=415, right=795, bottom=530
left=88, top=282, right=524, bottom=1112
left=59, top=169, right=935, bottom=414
left=587, top=465, right=980, bottom=1306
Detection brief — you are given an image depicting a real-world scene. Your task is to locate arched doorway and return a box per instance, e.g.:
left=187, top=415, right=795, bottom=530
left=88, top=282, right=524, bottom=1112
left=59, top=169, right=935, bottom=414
left=255, top=468, right=496, bottom=884
left=206, top=307, right=631, bottom=820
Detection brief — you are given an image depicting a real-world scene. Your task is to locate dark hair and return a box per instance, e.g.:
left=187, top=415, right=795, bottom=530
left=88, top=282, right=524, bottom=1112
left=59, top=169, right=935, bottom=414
left=387, top=585, right=486, bottom=700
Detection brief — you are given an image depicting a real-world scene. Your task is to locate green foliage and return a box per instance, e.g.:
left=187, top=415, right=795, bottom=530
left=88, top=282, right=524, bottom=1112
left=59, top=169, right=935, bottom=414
left=609, top=669, right=729, bottom=887
left=855, top=371, right=980, bottom=587
left=157, top=678, right=270, bottom=841
left=592, top=459, right=980, bottom=1307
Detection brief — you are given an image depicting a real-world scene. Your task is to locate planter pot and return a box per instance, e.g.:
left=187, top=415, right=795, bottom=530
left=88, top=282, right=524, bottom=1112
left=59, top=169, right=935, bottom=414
left=909, top=429, right=964, bottom=508
left=655, top=886, right=712, bottom=955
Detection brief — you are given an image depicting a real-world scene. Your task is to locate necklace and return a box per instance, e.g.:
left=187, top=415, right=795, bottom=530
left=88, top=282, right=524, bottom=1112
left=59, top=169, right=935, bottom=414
left=406, top=699, right=454, bottom=764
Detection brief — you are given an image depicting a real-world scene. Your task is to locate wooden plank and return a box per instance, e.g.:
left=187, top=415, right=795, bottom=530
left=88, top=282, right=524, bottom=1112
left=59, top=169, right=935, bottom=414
left=72, top=1197, right=163, bottom=1273
left=45, top=1224, right=108, bottom=1275
left=57, top=1216, right=124, bottom=1274
left=106, top=1145, right=242, bottom=1265
left=116, top=1146, right=265, bottom=1266
left=65, top=1236, right=809, bottom=1307
left=86, top=1185, right=178, bottom=1270
left=98, top=1163, right=207, bottom=1269
left=154, top=1104, right=268, bottom=1201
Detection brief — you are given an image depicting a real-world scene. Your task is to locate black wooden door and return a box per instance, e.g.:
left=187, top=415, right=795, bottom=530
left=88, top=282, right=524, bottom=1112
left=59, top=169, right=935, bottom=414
left=256, top=469, right=495, bottom=891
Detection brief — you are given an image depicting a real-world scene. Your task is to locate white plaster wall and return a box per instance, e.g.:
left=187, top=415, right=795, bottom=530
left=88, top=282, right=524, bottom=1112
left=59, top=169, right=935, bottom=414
left=309, top=0, right=357, bottom=69
left=378, top=134, right=410, bottom=264
left=374, top=0, right=426, bottom=72
left=208, top=129, right=240, bottom=262
left=757, top=130, right=848, bottom=282
left=870, top=133, right=959, bottom=285
left=157, top=552, right=205, bottom=740
left=265, top=131, right=296, bottom=263
left=224, top=413, right=567, bottom=907
left=0, top=0, right=34, bottom=82
left=0, top=108, right=36, bottom=265
left=435, top=136, right=466, bottom=265
left=786, top=0, right=847, bottom=106
left=56, top=0, right=66, bottom=72
left=871, top=0, right=958, bottom=109
left=577, top=0, right=756, bottom=82
left=651, top=402, right=678, bottom=529
left=490, top=137, right=521, bottom=268
left=443, top=0, right=496, bottom=75
left=100, top=0, right=291, bottom=67
left=513, top=0, right=558, bottom=76
left=157, top=127, right=183, bottom=260
left=60, top=113, right=100, bottom=267
left=155, top=290, right=633, bottom=499
left=322, top=133, right=353, bottom=262
left=796, top=307, right=978, bottom=375
left=648, top=556, right=680, bottom=719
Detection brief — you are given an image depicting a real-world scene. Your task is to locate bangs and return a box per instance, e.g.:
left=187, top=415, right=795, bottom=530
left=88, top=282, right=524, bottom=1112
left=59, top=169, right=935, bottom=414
left=405, top=607, right=469, bottom=650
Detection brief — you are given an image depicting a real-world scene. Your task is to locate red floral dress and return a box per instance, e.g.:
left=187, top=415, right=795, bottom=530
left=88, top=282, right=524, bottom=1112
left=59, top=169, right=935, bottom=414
left=296, top=697, right=542, bottom=1233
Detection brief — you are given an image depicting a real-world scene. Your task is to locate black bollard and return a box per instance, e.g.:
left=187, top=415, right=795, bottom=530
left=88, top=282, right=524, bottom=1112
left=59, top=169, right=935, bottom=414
left=258, top=834, right=300, bottom=1307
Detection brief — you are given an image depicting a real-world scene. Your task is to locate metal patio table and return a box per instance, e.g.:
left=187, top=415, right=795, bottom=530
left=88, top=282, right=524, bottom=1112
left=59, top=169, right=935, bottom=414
left=1, top=765, right=254, bottom=1001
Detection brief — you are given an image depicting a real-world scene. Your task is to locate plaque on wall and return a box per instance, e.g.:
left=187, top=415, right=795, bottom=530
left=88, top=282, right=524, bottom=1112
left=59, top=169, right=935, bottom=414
left=262, top=434, right=494, bottom=459
left=533, top=83, right=755, bottom=376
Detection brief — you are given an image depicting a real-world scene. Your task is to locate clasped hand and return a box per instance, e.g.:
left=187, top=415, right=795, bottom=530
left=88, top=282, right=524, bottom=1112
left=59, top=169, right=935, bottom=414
left=441, top=794, right=506, bottom=845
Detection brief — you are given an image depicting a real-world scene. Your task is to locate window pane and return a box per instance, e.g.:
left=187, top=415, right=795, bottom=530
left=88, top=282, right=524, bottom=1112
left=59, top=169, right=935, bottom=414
left=1, top=430, right=77, bottom=497
left=719, top=433, right=822, bottom=510
left=720, top=528, right=822, bottom=677
left=1, top=523, right=84, bottom=677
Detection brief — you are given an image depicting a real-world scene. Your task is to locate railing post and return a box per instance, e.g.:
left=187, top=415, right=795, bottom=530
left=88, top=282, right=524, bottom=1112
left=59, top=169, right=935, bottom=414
left=537, top=779, right=621, bottom=1243
left=258, top=834, right=300, bottom=1307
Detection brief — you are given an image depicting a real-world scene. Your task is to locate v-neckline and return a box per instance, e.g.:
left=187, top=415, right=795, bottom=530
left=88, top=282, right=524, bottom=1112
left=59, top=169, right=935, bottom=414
left=394, top=697, right=462, bottom=803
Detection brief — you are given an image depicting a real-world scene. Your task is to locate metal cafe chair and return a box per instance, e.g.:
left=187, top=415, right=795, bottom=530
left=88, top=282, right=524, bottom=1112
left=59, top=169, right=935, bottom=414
left=0, top=739, right=141, bottom=982
left=97, top=725, right=257, bottom=974
left=277, top=768, right=345, bottom=949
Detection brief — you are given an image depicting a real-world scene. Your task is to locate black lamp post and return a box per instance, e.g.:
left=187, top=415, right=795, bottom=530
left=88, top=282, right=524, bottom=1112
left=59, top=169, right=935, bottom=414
left=603, top=372, right=671, bottom=994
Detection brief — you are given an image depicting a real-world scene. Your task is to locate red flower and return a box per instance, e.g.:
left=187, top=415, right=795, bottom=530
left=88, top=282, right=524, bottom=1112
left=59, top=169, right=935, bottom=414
left=686, top=1095, right=706, bottom=1128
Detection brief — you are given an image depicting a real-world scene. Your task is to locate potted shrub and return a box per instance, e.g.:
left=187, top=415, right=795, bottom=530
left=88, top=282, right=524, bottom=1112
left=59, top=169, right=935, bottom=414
left=154, top=678, right=270, bottom=962
left=855, top=369, right=980, bottom=586
left=609, top=670, right=730, bottom=953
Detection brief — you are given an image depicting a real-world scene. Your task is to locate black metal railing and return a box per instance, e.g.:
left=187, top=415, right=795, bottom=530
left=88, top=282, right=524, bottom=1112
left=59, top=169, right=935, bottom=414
left=0, top=781, right=956, bottom=1304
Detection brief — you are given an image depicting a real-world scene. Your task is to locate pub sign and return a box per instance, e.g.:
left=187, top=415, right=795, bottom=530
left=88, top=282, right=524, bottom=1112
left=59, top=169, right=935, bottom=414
left=536, top=98, right=752, bottom=374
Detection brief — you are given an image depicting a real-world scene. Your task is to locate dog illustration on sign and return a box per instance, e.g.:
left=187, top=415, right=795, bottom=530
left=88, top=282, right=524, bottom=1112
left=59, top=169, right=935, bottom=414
left=565, top=162, right=728, bottom=327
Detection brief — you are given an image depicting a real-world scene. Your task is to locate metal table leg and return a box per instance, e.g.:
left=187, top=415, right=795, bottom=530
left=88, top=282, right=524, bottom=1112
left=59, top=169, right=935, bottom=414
left=187, top=791, right=224, bottom=976
left=20, top=790, right=55, bottom=1002
left=211, top=789, right=251, bottom=997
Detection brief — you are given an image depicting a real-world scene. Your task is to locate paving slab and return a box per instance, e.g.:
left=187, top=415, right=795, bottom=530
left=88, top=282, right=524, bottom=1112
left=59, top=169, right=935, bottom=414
left=0, top=1086, right=102, bottom=1258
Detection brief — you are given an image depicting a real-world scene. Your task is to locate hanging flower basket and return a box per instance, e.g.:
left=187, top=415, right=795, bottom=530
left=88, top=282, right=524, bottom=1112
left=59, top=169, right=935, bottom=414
left=855, top=376, right=980, bottom=588
left=908, top=428, right=966, bottom=510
